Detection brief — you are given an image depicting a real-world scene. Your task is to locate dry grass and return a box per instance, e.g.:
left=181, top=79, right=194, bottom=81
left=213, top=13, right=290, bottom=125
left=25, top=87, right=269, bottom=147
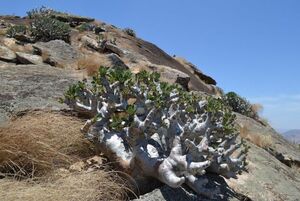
left=0, top=111, right=129, bottom=200
left=0, top=170, right=127, bottom=201
left=251, top=103, right=263, bottom=114
left=240, top=126, right=273, bottom=149
left=77, top=53, right=115, bottom=76
left=0, top=111, right=93, bottom=178
left=77, top=54, right=101, bottom=75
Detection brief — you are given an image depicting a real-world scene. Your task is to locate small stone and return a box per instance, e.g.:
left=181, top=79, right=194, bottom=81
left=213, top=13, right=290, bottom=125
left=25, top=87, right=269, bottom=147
left=16, top=52, right=43, bottom=65
left=81, top=35, right=101, bottom=51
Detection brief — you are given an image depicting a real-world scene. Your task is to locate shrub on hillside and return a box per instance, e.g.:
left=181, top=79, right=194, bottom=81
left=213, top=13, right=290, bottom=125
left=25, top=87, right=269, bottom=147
left=27, top=6, right=55, bottom=19
left=6, top=24, right=27, bottom=38
left=30, top=16, right=71, bottom=42
left=224, top=91, right=258, bottom=119
left=123, top=28, right=136, bottom=37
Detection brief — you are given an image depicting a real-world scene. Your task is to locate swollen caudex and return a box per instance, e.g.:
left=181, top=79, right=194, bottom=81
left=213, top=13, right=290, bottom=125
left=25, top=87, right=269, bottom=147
left=64, top=67, right=247, bottom=198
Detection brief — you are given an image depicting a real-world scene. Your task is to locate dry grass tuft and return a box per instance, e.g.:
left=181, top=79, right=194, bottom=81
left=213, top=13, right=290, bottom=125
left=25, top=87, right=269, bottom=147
left=0, top=111, right=130, bottom=200
left=251, top=103, right=263, bottom=114
left=77, top=54, right=102, bottom=75
left=0, top=169, right=127, bottom=201
left=0, top=111, right=93, bottom=178
left=240, top=126, right=273, bottom=149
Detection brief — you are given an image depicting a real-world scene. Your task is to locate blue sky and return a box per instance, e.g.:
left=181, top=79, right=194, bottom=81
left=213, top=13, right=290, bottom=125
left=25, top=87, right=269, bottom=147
left=1, top=1, right=299, bottom=130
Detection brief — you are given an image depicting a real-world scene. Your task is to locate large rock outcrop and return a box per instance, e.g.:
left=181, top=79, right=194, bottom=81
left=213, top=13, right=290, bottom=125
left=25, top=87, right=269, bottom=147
left=0, top=64, right=81, bottom=125
left=33, top=40, right=79, bottom=68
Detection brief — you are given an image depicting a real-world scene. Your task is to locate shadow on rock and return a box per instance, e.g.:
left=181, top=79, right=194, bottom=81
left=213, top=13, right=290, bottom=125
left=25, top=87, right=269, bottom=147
left=137, top=174, right=252, bottom=201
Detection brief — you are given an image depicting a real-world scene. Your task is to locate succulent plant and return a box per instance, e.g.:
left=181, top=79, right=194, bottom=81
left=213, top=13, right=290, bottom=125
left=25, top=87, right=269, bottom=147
left=63, top=67, right=247, bottom=198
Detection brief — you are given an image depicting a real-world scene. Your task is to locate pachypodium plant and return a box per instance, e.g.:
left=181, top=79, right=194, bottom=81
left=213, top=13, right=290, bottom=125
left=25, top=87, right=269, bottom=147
left=63, top=67, right=247, bottom=198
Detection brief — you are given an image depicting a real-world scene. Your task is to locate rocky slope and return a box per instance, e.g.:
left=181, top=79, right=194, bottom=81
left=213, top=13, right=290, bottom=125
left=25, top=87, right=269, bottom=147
left=0, top=11, right=299, bottom=201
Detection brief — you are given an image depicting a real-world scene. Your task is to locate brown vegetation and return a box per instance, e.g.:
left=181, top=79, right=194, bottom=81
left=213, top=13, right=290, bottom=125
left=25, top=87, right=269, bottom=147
left=0, top=169, right=127, bottom=201
left=77, top=54, right=101, bottom=75
left=0, top=111, right=128, bottom=201
left=0, top=111, right=93, bottom=177
left=251, top=103, right=263, bottom=114
left=77, top=53, right=114, bottom=76
left=240, top=126, right=273, bottom=149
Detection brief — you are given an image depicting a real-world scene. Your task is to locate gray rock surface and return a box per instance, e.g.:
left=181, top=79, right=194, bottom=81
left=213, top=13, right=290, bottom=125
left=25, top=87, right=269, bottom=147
left=133, top=174, right=251, bottom=201
left=104, top=42, right=127, bottom=57
left=0, top=64, right=80, bottom=125
left=226, top=142, right=300, bottom=201
left=0, top=45, right=16, bottom=62
left=134, top=141, right=300, bottom=201
left=236, top=113, right=300, bottom=166
left=81, top=35, right=101, bottom=51
left=16, top=52, right=43, bottom=64
left=107, top=53, right=129, bottom=69
left=147, top=63, right=190, bottom=90
left=0, top=60, right=11, bottom=67
left=33, top=40, right=79, bottom=68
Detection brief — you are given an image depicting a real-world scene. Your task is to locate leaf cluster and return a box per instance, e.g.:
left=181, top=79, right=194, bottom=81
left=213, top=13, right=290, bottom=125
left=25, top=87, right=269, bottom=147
left=206, top=97, right=237, bottom=135
left=64, top=81, right=85, bottom=100
left=63, top=67, right=237, bottom=135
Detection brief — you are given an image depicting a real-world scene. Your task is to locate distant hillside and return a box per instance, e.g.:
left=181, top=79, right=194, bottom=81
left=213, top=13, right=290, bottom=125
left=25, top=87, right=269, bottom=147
left=282, top=129, right=300, bottom=144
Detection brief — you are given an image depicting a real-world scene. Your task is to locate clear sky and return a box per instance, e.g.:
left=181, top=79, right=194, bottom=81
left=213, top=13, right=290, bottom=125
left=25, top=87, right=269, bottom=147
left=1, top=1, right=299, bottom=130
